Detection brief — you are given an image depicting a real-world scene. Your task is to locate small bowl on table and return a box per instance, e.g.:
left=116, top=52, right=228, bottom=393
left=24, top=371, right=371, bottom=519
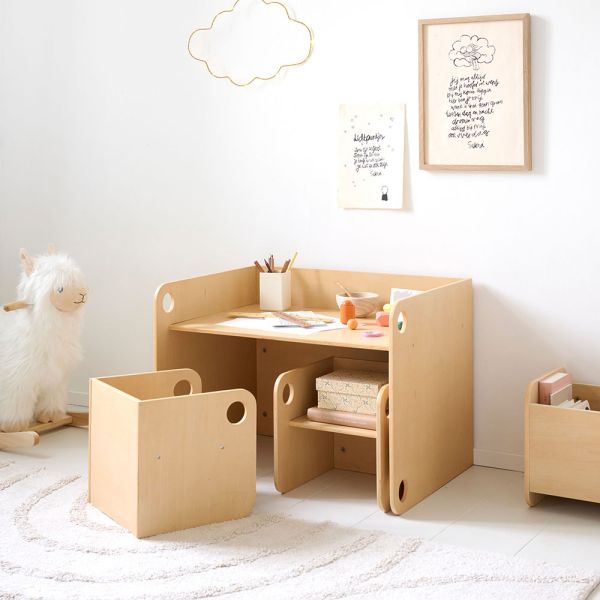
left=335, top=292, right=379, bottom=318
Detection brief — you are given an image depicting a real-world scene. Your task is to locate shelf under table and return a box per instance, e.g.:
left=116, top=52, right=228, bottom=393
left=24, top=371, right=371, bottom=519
left=289, top=415, right=377, bottom=439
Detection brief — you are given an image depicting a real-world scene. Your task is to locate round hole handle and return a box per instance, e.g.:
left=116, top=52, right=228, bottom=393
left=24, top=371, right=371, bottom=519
left=227, top=401, right=246, bottom=424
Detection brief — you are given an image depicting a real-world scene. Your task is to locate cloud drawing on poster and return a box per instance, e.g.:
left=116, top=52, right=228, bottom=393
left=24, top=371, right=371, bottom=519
left=188, top=0, right=313, bottom=86
left=449, top=35, right=495, bottom=70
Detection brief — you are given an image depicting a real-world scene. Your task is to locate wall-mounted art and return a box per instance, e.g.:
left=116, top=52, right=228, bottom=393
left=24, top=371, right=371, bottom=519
left=188, top=0, right=313, bottom=87
left=419, top=13, right=531, bottom=171
left=338, top=104, right=405, bottom=210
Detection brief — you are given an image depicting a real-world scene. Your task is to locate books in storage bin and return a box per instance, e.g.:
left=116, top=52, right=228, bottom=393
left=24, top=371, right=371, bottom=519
left=306, top=407, right=376, bottom=430
left=539, top=372, right=572, bottom=405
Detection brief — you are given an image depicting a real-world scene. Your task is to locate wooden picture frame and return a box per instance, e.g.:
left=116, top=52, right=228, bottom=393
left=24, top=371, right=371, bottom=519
left=419, top=13, right=531, bottom=171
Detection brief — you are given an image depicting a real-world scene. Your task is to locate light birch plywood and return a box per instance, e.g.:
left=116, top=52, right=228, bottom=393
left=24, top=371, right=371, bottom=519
left=89, top=368, right=256, bottom=538
left=154, top=267, right=259, bottom=368
left=28, top=415, right=73, bottom=432
left=255, top=339, right=386, bottom=435
left=154, top=267, right=259, bottom=401
left=67, top=411, right=89, bottom=428
left=333, top=434, right=376, bottom=476
left=274, top=357, right=389, bottom=508
left=154, top=267, right=466, bottom=436
left=136, top=388, right=256, bottom=538
left=389, top=279, right=473, bottom=515
left=274, top=358, right=335, bottom=494
left=0, top=431, right=40, bottom=449
left=289, top=416, right=376, bottom=438
left=291, top=269, right=460, bottom=308
left=376, top=385, right=391, bottom=512
left=169, top=306, right=389, bottom=352
left=154, top=267, right=473, bottom=516
left=0, top=415, right=84, bottom=451
left=525, top=369, right=600, bottom=506
left=523, top=367, right=563, bottom=507
left=88, top=377, right=140, bottom=534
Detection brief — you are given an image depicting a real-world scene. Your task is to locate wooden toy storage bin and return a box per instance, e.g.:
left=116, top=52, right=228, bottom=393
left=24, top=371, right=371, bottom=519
left=525, top=368, right=600, bottom=506
left=274, top=357, right=391, bottom=511
left=89, top=368, right=256, bottom=538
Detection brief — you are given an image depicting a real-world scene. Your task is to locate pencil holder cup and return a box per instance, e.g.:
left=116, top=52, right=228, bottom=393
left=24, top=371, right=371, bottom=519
left=260, top=270, right=292, bottom=311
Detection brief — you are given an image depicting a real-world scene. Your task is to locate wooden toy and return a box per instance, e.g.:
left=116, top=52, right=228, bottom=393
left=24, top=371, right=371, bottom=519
left=347, top=318, right=358, bottom=330
left=363, top=331, right=384, bottom=338
left=336, top=291, right=379, bottom=317
left=89, top=368, right=256, bottom=538
left=0, top=246, right=88, bottom=437
left=0, top=412, right=88, bottom=451
left=339, top=299, right=355, bottom=324
left=376, top=311, right=390, bottom=327
left=154, top=266, right=472, bottom=516
left=3, top=300, right=30, bottom=312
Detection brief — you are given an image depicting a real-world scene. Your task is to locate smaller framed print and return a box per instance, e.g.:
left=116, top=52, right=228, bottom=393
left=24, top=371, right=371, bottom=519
left=419, top=13, right=531, bottom=171
left=338, top=104, right=405, bottom=209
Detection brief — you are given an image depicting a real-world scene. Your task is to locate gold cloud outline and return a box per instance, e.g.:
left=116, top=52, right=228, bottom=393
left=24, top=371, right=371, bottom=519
left=187, top=0, right=314, bottom=87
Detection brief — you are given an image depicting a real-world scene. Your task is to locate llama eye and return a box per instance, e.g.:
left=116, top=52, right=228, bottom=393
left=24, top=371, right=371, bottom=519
left=57, top=287, right=64, bottom=293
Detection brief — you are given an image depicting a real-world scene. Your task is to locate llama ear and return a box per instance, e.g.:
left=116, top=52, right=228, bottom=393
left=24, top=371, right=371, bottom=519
left=20, top=248, right=34, bottom=276
left=47, top=243, right=57, bottom=255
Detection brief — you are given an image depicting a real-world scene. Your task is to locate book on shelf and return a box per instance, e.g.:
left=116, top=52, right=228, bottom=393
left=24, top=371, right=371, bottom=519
left=306, top=406, right=376, bottom=430
left=557, top=398, right=591, bottom=410
left=539, top=372, right=572, bottom=405
left=549, top=384, right=573, bottom=406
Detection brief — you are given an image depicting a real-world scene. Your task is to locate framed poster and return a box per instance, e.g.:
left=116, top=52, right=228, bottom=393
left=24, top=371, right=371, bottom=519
left=419, top=13, right=531, bottom=171
left=338, top=104, right=405, bottom=209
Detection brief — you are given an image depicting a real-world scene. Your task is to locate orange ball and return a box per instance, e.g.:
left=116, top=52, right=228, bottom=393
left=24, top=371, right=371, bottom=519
left=347, top=318, right=358, bottom=330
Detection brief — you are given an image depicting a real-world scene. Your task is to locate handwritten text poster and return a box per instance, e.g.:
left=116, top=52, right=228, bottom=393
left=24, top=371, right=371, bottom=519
left=338, top=104, right=405, bottom=209
left=423, top=17, right=528, bottom=168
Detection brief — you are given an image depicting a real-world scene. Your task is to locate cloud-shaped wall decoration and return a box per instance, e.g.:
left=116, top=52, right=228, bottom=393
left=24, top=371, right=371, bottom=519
left=188, top=0, right=313, bottom=87
left=449, top=35, right=495, bottom=70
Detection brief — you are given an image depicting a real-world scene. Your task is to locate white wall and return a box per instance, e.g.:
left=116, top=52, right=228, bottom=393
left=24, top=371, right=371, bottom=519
left=1, top=0, right=599, bottom=470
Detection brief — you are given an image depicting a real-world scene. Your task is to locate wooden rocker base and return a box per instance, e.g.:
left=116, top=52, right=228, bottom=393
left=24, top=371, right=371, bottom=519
left=0, top=411, right=88, bottom=451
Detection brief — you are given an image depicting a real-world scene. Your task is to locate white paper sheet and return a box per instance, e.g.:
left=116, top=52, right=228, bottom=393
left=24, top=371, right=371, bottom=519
left=217, top=312, right=346, bottom=336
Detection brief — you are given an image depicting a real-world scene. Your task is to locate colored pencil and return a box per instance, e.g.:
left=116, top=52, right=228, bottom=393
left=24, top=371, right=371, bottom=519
left=287, top=251, right=298, bottom=271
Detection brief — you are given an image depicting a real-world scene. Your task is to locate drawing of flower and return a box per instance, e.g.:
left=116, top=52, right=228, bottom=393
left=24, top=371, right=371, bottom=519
left=449, top=35, right=495, bottom=70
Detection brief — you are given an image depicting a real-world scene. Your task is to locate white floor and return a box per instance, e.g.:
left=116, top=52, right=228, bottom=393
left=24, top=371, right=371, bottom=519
left=6, top=428, right=600, bottom=596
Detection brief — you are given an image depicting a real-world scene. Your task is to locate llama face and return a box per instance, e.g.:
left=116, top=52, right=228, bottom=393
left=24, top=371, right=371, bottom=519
left=50, top=284, right=88, bottom=313
left=18, top=248, right=88, bottom=313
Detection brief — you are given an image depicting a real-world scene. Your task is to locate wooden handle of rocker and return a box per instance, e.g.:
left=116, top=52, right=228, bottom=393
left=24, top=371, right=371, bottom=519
left=0, top=431, right=40, bottom=450
left=3, top=300, right=29, bottom=312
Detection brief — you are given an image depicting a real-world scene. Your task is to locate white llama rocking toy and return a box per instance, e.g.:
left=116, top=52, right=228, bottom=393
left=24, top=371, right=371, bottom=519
left=0, top=245, right=88, bottom=450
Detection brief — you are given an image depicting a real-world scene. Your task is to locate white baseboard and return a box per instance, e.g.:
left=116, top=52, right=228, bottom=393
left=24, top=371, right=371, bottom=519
left=474, top=448, right=524, bottom=472
left=68, top=390, right=88, bottom=409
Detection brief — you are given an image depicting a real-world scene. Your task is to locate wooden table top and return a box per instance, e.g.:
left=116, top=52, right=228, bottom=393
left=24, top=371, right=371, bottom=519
left=169, top=305, right=390, bottom=352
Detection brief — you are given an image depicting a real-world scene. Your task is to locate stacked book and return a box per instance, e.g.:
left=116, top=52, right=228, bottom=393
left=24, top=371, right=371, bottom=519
left=538, top=371, right=590, bottom=410
left=307, top=369, right=389, bottom=430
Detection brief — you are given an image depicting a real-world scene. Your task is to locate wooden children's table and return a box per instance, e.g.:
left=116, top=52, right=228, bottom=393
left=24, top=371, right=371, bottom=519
left=154, top=267, right=473, bottom=515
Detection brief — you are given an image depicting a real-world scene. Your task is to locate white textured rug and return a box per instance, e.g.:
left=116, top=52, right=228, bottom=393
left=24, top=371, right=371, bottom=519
left=0, top=461, right=598, bottom=600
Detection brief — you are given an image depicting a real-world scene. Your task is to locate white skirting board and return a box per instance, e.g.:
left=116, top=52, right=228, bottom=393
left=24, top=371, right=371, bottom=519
left=474, top=448, right=524, bottom=473
left=68, top=390, right=88, bottom=409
